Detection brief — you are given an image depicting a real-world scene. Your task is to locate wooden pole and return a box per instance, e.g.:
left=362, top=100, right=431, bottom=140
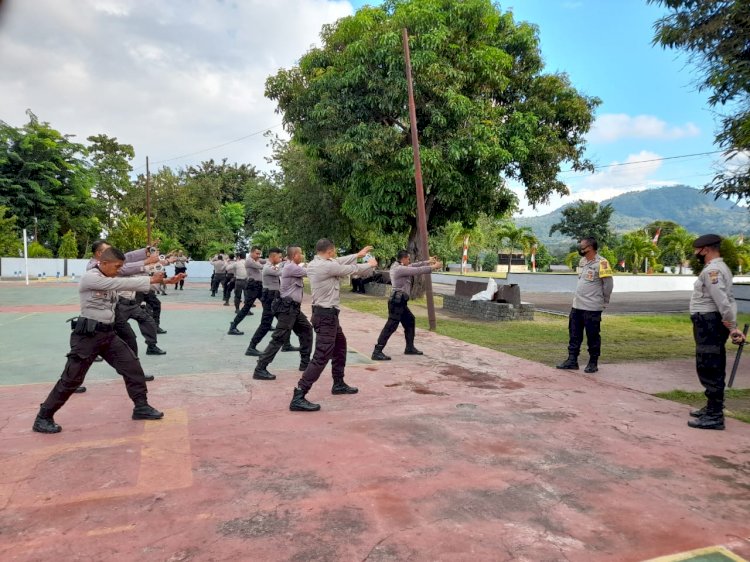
left=402, top=28, right=436, bottom=331
left=146, top=156, right=152, bottom=246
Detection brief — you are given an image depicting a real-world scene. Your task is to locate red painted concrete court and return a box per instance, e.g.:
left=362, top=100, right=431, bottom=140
left=1, top=287, right=749, bottom=561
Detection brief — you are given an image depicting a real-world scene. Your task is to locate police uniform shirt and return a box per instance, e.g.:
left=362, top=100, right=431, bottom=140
left=572, top=254, right=614, bottom=312
left=79, top=268, right=151, bottom=324
left=280, top=262, right=306, bottom=303
left=245, top=257, right=265, bottom=282
left=211, top=258, right=227, bottom=274
left=689, top=258, right=736, bottom=328
left=308, top=254, right=373, bottom=309
left=390, top=261, right=432, bottom=298
left=229, top=260, right=249, bottom=280
left=262, top=263, right=282, bottom=291
left=174, top=256, right=188, bottom=268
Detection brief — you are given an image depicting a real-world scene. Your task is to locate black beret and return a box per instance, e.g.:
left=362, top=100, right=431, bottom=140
left=693, top=234, right=722, bottom=248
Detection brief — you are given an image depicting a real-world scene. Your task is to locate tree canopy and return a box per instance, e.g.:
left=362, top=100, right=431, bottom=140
left=549, top=200, right=615, bottom=247
left=266, top=0, right=599, bottom=258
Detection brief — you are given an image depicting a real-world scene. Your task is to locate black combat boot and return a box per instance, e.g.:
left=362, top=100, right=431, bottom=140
left=583, top=357, right=599, bottom=373
left=32, top=406, right=62, bottom=433
left=371, top=346, right=391, bottom=361
left=332, top=379, right=358, bottom=395
left=245, top=344, right=262, bottom=357
left=144, top=375, right=155, bottom=382
left=556, top=355, right=579, bottom=370
left=223, top=300, right=230, bottom=306
left=687, top=411, right=725, bottom=430
left=689, top=405, right=707, bottom=418
left=404, top=346, right=423, bottom=355
left=282, top=343, right=301, bottom=352
left=253, top=366, right=276, bottom=380
left=74, top=386, right=87, bottom=393
left=290, top=387, right=320, bottom=411
left=132, top=403, right=164, bottom=420
left=299, top=360, right=309, bottom=372
left=227, top=323, right=244, bottom=336
left=156, top=326, right=167, bottom=334
left=146, top=344, right=166, bottom=355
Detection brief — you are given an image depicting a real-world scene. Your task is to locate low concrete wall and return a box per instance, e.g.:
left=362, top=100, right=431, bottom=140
left=0, top=257, right=215, bottom=281
left=735, top=284, right=750, bottom=314
left=443, top=295, right=534, bottom=321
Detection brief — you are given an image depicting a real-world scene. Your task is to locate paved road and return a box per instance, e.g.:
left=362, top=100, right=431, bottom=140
left=433, top=283, right=691, bottom=315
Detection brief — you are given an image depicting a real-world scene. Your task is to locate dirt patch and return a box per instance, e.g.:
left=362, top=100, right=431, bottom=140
left=433, top=483, right=563, bottom=521
left=257, top=470, right=330, bottom=500
left=408, top=382, right=447, bottom=396
left=525, top=410, right=577, bottom=422
left=317, top=506, right=368, bottom=536
left=438, top=365, right=524, bottom=391
left=217, top=509, right=293, bottom=538
left=365, top=367, right=378, bottom=372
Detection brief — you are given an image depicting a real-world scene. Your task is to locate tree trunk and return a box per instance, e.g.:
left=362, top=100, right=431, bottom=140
left=407, top=223, right=430, bottom=299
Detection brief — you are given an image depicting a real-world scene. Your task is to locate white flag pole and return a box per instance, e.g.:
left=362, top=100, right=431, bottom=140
left=22, top=228, right=29, bottom=286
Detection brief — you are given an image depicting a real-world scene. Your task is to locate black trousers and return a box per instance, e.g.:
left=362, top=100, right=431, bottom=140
left=567, top=307, right=602, bottom=359
left=138, top=291, right=162, bottom=328
left=115, top=300, right=158, bottom=350
left=298, top=307, right=347, bottom=392
left=174, top=266, right=187, bottom=288
left=250, top=289, right=279, bottom=347
left=692, top=312, right=730, bottom=412
left=258, top=299, right=313, bottom=369
left=376, top=293, right=415, bottom=349
left=211, top=272, right=226, bottom=296
left=232, top=280, right=262, bottom=327
left=42, top=330, right=148, bottom=414
left=224, top=274, right=236, bottom=302
left=233, top=279, right=247, bottom=310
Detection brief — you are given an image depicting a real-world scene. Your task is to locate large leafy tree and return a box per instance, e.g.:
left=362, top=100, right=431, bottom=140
left=650, top=0, right=750, bottom=202
left=495, top=221, right=537, bottom=273
left=0, top=206, right=22, bottom=256
left=618, top=231, right=660, bottom=274
left=87, top=134, right=135, bottom=233
left=549, top=200, right=615, bottom=247
left=0, top=111, right=96, bottom=250
left=660, top=226, right=695, bottom=274
left=266, top=0, right=599, bottom=260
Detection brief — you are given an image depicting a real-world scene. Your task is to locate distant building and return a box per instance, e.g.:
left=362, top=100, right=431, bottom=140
left=496, top=252, right=528, bottom=273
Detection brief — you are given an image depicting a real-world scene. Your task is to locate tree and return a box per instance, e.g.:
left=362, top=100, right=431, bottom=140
left=0, top=206, right=22, bottom=256
left=107, top=213, right=149, bottom=252
left=495, top=221, right=537, bottom=273
left=266, top=0, right=599, bottom=263
left=549, top=200, right=614, bottom=247
left=57, top=230, right=78, bottom=259
left=532, top=243, right=553, bottom=272
left=0, top=111, right=96, bottom=249
left=87, top=134, right=135, bottom=233
left=27, top=241, right=53, bottom=258
left=650, top=0, right=750, bottom=202
left=689, top=237, right=741, bottom=275
left=617, top=231, right=659, bottom=274
left=661, top=226, right=695, bottom=274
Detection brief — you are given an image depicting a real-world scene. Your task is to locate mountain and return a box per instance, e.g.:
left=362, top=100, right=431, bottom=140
left=515, top=185, right=749, bottom=254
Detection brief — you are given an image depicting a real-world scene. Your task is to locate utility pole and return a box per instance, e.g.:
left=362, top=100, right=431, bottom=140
left=402, top=27, right=436, bottom=331
left=146, top=156, right=152, bottom=246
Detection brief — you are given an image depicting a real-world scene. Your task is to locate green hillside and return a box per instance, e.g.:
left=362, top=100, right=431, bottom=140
left=515, top=185, right=749, bottom=253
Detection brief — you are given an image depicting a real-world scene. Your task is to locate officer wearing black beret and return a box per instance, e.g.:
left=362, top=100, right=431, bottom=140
left=688, top=234, right=746, bottom=430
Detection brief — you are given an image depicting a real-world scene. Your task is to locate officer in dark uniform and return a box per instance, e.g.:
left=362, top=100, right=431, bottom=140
left=228, top=246, right=263, bottom=334
left=688, top=234, right=746, bottom=430
left=245, top=248, right=283, bottom=356
left=223, top=253, right=237, bottom=306
left=32, top=247, right=184, bottom=433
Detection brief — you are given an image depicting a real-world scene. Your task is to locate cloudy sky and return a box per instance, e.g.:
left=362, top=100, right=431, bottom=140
left=0, top=0, right=730, bottom=216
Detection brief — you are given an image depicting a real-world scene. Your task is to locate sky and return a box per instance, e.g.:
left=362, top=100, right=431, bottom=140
left=0, top=0, right=736, bottom=217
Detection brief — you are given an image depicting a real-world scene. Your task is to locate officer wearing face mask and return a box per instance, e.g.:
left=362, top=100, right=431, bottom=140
left=556, top=236, right=614, bottom=374
left=687, top=234, right=746, bottom=430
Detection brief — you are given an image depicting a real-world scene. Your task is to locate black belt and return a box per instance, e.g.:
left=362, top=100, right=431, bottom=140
left=691, top=311, right=721, bottom=319
left=96, top=322, right=115, bottom=332
left=281, top=296, right=300, bottom=306
left=312, top=306, right=339, bottom=316
left=118, top=298, right=138, bottom=305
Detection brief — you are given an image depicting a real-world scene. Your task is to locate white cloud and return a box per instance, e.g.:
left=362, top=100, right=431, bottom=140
left=589, top=113, right=701, bottom=143
left=0, top=0, right=354, bottom=171
left=562, top=1, right=583, bottom=9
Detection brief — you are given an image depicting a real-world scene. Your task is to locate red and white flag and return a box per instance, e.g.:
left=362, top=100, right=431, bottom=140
left=530, top=246, right=537, bottom=273
left=652, top=227, right=661, bottom=245
left=461, top=235, right=469, bottom=273
left=739, top=235, right=744, bottom=245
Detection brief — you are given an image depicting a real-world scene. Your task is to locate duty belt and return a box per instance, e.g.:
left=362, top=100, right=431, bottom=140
left=312, top=306, right=339, bottom=316
left=118, top=298, right=138, bottom=306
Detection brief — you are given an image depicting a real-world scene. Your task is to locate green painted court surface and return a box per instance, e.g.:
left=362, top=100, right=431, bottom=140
left=0, top=282, right=371, bottom=386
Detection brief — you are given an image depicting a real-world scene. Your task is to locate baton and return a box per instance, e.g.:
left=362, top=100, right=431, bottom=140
left=727, top=323, right=749, bottom=388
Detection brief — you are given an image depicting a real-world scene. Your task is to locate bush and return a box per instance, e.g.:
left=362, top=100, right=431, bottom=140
left=57, top=230, right=78, bottom=259
left=690, top=238, right=740, bottom=275
left=28, top=241, right=53, bottom=258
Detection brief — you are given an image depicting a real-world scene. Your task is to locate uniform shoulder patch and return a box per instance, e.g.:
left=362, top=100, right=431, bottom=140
left=708, top=270, right=720, bottom=284
left=598, top=259, right=613, bottom=278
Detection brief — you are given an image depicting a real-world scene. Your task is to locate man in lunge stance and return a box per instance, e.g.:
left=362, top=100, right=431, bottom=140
left=245, top=248, right=284, bottom=355
left=228, top=246, right=263, bottom=335
left=290, top=239, right=376, bottom=412
left=372, top=250, right=441, bottom=360
left=32, top=247, right=184, bottom=433
left=253, top=246, right=313, bottom=380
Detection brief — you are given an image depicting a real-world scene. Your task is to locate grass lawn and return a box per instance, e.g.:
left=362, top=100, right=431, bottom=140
left=653, top=389, right=750, bottom=424
left=439, top=271, right=509, bottom=279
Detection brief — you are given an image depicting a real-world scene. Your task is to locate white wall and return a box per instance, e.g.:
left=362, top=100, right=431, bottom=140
left=0, top=258, right=215, bottom=280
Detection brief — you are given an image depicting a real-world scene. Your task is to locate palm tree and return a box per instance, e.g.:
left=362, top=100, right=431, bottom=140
left=661, top=227, right=696, bottom=274
left=496, top=222, right=538, bottom=273
left=618, top=231, right=659, bottom=274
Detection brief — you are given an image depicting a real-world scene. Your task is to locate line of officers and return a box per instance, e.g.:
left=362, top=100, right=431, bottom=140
left=33, top=233, right=741, bottom=433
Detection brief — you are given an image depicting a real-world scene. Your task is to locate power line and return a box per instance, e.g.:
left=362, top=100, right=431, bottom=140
left=133, top=123, right=283, bottom=171
left=558, top=149, right=725, bottom=178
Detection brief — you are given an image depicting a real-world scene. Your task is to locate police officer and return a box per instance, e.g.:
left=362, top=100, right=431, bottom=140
left=210, top=253, right=227, bottom=297
left=228, top=246, right=263, bottom=335
left=226, top=251, right=248, bottom=312
left=290, top=240, right=376, bottom=412
left=253, top=246, right=313, bottom=380
left=372, top=250, right=441, bottom=360
left=245, top=248, right=284, bottom=356
left=687, top=234, right=746, bottom=430
left=557, top=237, right=614, bottom=374
left=223, top=253, right=237, bottom=305
left=173, top=250, right=189, bottom=290
left=32, top=247, right=184, bottom=433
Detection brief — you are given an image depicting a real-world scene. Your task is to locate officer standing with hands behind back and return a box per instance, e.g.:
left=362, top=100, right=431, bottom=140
left=688, top=234, right=746, bottom=430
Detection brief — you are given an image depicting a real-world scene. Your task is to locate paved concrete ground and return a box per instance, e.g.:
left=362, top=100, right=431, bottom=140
left=1, top=282, right=750, bottom=562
